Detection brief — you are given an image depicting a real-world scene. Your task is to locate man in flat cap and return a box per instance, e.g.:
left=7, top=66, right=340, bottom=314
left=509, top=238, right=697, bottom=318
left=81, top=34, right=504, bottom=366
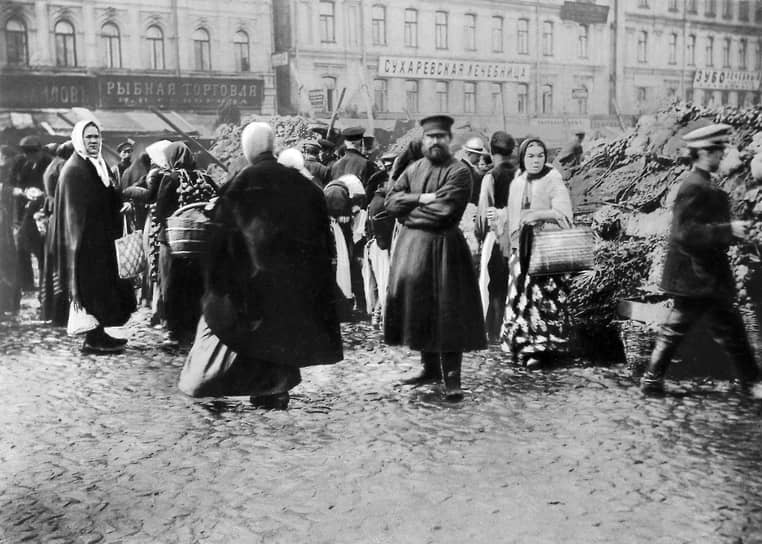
left=641, top=123, right=761, bottom=397
left=302, top=140, right=330, bottom=188
left=318, top=138, right=337, bottom=168
left=553, top=130, right=586, bottom=180
left=111, top=139, right=134, bottom=184
left=384, top=115, right=486, bottom=401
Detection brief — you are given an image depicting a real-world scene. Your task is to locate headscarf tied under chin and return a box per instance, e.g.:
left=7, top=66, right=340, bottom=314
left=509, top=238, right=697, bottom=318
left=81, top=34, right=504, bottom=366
left=517, top=137, right=551, bottom=181
left=71, top=120, right=112, bottom=187
left=145, top=140, right=172, bottom=170
left=164, top=142, right=195, bottom=172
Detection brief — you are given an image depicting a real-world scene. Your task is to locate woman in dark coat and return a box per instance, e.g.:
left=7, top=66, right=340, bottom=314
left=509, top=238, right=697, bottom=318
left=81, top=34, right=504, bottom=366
left=40, top=141, right=73, bottom=324
left=52, top=120, right=136, bottom=353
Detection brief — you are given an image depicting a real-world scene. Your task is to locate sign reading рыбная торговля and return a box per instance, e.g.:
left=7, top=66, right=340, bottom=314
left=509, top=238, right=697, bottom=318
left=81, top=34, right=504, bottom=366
left=377, top=56, right=531, bottom=83
left=99, top=76, right=265, bottom=109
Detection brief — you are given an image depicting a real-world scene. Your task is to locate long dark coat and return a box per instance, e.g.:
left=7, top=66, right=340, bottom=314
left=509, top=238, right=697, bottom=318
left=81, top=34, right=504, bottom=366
left=203, top=152, right=343, bottom=367
left=384, top=157, right=486, bottom=353
left=52, top=153, right=135, bottom=326
left=330, top=148, right=376, bottom=186
left=661, top=167, right=735, bottom=300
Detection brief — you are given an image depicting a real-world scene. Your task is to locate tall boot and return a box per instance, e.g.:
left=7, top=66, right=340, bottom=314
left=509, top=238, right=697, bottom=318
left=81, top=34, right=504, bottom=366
left=400, top=352, right=442, bottom=386
left=441, top=352, right=464, bottom=402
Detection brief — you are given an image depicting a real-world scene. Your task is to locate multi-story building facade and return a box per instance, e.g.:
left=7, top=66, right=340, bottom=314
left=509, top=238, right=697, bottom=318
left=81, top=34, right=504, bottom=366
left=0, top=0, right=276, bottom=141
left=617, top=0, right=762, bottom=115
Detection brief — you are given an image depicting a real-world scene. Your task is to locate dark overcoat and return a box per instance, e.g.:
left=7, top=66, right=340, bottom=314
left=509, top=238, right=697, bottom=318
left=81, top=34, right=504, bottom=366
left=330, top=148, right=376, bottom=186
left=203, top=152, right=343, bottom=367
left=53, top=153, right=135, bottom=325
left=384, top=157, right=487, bottom=352
left=304, top=158, right=330, bottom=188
left=661, top=167, right=735, bottom=300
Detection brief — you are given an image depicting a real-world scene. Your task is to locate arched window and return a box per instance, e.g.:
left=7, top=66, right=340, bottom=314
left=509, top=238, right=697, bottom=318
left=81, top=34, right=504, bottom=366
left=405, top=79, right=418, bottom=113
left=577, top=24, right=588, bottom=58
left=687, top=34, right=696, bottom=65
left=234, top=31, right=249, bottom=71
left=54, top=20, right=77, bottom=67
left=435, top=81, right=448, bottom=112
left=541, top=84, right=553, bottom=114
left=576, top=84, right=588, bottom=114
left=706, top=36, right=715, bottom=67
left=373, top=79, right=388, bottom=113
left=146, top=25, right=165, bottom=70
left=517, top=83, right=528, bottom=114
left=637, top=31, right=648, bottom=63
left=193, top=28, right=211, bottom=71
left=101, top=23, right=121, bottom=68
left=5, top=19, right=28, bottom=65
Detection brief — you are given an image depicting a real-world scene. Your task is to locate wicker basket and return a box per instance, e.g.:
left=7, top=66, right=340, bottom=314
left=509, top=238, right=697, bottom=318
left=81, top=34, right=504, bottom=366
left=166, top=202, right=212, bottom=257
left=739, top=304, right=761, bottom=357
left=615, top=319, right=657, bottom=378
left=527, top=227, right=594, bottom=276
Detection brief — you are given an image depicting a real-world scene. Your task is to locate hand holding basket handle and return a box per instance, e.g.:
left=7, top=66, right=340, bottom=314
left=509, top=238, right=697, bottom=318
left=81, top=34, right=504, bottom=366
left=520, top=208, right=572, bottom=230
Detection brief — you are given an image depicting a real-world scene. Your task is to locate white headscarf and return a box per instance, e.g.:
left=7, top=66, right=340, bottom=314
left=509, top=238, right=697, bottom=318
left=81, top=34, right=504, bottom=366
left=277, top=147, right=313, bottom=180
left=71, top=120, right=111, bottom=187
left=145, top=140, right=172, bottom=170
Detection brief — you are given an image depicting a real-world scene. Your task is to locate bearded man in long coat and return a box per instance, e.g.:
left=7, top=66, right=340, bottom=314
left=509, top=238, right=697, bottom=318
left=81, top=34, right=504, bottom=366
left=384, top=115, right=487, bottom=401
left=180, top=122, right=342, bottom=409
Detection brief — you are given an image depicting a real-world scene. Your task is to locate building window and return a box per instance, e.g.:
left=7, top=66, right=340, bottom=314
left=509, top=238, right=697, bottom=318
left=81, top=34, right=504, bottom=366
left=405, top=80, right=419, bottom=113
left=464, top=13, right=476, bottom=51
left=517, top=18, right=529, bottom=55
left=637, top=87, right=647, bottom=105
left=435, top=81, right=448, bottom=112
left=323, top=76, right=336, bottom=111
left=464, top=82, right=476, bottom=113
left=705, top=0, right=717, bottom=16
left=686, top=89, right=694, bottom=102
left=541, top=84, right=553, bottom=114
left=639, top=0, right=649, bottom=7
left=101, top=23, right=121, bottom=69
left=722, top=0, right=733, bottom=18
left=739, top=38, right=747, bottom=69
left=687, top=34, right=696, bottom=65
left=146, top=25, right=165, bottom=70
left=756, top=0, right=762, bottom=21
left=517, top=83, right=528, bottom=114
left=373, top=79, right=387, bottom=112
left=739, top=0, right=750, bottom=19
left=576, top=85, right=588, bottom=114
left=234, top=31, right=250, bottom=71
left=542, top=21, right=553, bottom=56
left=435, top=11, right=448, bottom=50
left=404, top=9, right=417, bottom=47
left=5, top=19, right=28, bottom=66
left=722, top=37, right=731, bottom=67
left=721, top=90, right=729, bottom=104
left=669, top=33, right=678, bottom=64
left=687, top=0, right=698, bottom=12
left=490, top=83, right=502, bottom=114
left=756, top=40, right=762, bottom=70
left=492, top=16, right=503, bottom=53
left=577, top=24, right=588, bottom=58
left=372, top=5, right=386, bottom=46
left=637, top=31, right=648, bottom=63
left=319, top=1, right=335, bottom=43
left=193, top=28, right=211, bottom=71
left=54, top=20, right=77, bottom=67
left=668, top=0, right=679, bottom=11
left=706, top=36, right=714, bottom=66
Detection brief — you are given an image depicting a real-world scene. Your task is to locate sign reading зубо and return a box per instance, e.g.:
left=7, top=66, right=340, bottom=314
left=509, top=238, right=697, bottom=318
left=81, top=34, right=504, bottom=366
left=0, top=73, right=265, bottom=110
left=377, top=56, right=530, bottom=83
left=99, top=76, right=264, bottom=109
left=692, top=69, right=762, bottom=91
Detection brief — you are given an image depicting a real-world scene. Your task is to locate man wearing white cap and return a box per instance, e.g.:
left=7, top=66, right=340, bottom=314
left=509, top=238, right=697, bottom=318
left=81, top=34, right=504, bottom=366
left=461, top=137, right=486, bottom=205
left=641, top=123, right=761, bottom=397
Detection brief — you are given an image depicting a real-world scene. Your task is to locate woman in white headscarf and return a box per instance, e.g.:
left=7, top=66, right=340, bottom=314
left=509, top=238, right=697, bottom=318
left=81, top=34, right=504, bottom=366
left=52, top=120, right=136, bottom=353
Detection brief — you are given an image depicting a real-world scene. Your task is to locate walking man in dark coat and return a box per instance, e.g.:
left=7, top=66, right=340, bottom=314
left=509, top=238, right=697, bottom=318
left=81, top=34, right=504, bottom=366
left=330, top=127, right=377, bottom=188
left=185, top=122, right=343, bottom=409
left=384, top=115, right=487, bottom=401
left=641, top=123, right=761, bottom=397
left=303, top=141, right=330, bottom=188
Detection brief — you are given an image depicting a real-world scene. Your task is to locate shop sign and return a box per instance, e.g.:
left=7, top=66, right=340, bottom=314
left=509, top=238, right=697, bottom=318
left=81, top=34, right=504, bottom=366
left=99, top=75, right=265, bottom=109
left=308, top=89, right=325, bottom=108
left=560, top=2, right=610, bottom=24
left=271, top=52, right=289, bottom=67
left=377, top=56, right=530, bottom=83
left=0, top=73, right=95, bottom=109
left=692, top=69, right=762, bottom=91
left=572, top=88, right=589, bottom=99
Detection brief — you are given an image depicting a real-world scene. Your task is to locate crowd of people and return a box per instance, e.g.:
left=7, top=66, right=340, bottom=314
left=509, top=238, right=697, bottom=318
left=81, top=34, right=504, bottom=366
left=1, top=113, right=760, bottom=406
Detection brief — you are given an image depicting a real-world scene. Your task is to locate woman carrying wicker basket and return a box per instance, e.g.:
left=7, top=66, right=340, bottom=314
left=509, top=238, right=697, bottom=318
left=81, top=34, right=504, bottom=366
left=500, top=137, right=574, bottom=369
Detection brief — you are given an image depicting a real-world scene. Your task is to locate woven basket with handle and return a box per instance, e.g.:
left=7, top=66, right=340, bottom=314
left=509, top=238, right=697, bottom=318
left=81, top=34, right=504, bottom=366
left=166, top=202, right=212, bottom=257
left=527, top=227, right=594, bottom=276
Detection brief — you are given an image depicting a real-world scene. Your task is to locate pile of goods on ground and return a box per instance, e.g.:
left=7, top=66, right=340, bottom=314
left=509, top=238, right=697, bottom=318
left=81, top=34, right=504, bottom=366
left=569, top=101, right=762, bottom=363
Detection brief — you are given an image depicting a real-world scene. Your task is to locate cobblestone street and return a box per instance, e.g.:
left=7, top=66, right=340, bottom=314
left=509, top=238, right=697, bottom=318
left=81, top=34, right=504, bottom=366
left=2, top=296, right=762, bottom=544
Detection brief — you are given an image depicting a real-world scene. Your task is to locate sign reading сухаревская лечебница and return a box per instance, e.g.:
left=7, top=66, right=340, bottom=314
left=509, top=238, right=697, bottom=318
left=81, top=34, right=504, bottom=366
left=0, top=73, right=265, bottom=110
left=377, top=55, right=531, bottom=83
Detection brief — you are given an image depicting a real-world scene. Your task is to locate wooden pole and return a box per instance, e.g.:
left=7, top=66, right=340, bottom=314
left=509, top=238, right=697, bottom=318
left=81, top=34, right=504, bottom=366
left=327, top=87, right=347, bottom=140
left=150, top=108, right=228, bottom=172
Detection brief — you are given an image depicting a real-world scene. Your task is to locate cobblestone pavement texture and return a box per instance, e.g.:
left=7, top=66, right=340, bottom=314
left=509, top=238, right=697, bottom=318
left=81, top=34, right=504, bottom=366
left=1, top=296, right=762, bottom=544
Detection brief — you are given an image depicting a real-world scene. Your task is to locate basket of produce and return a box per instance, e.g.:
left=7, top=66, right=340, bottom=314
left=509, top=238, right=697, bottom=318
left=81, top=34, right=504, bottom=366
left=615, top=319, right=657, bottom=377
left=166, top=202, right=213, bottom=257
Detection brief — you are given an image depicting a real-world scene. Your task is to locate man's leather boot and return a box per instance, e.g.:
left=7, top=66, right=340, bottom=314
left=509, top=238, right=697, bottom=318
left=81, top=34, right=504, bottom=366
left=441, top=352, right=464, bottom=402
left=400, top=352, right=442, bottom=386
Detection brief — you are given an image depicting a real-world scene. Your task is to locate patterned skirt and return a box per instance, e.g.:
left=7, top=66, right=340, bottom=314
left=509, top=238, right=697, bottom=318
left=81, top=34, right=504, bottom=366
left=500, top=252, right=572, bottom=361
